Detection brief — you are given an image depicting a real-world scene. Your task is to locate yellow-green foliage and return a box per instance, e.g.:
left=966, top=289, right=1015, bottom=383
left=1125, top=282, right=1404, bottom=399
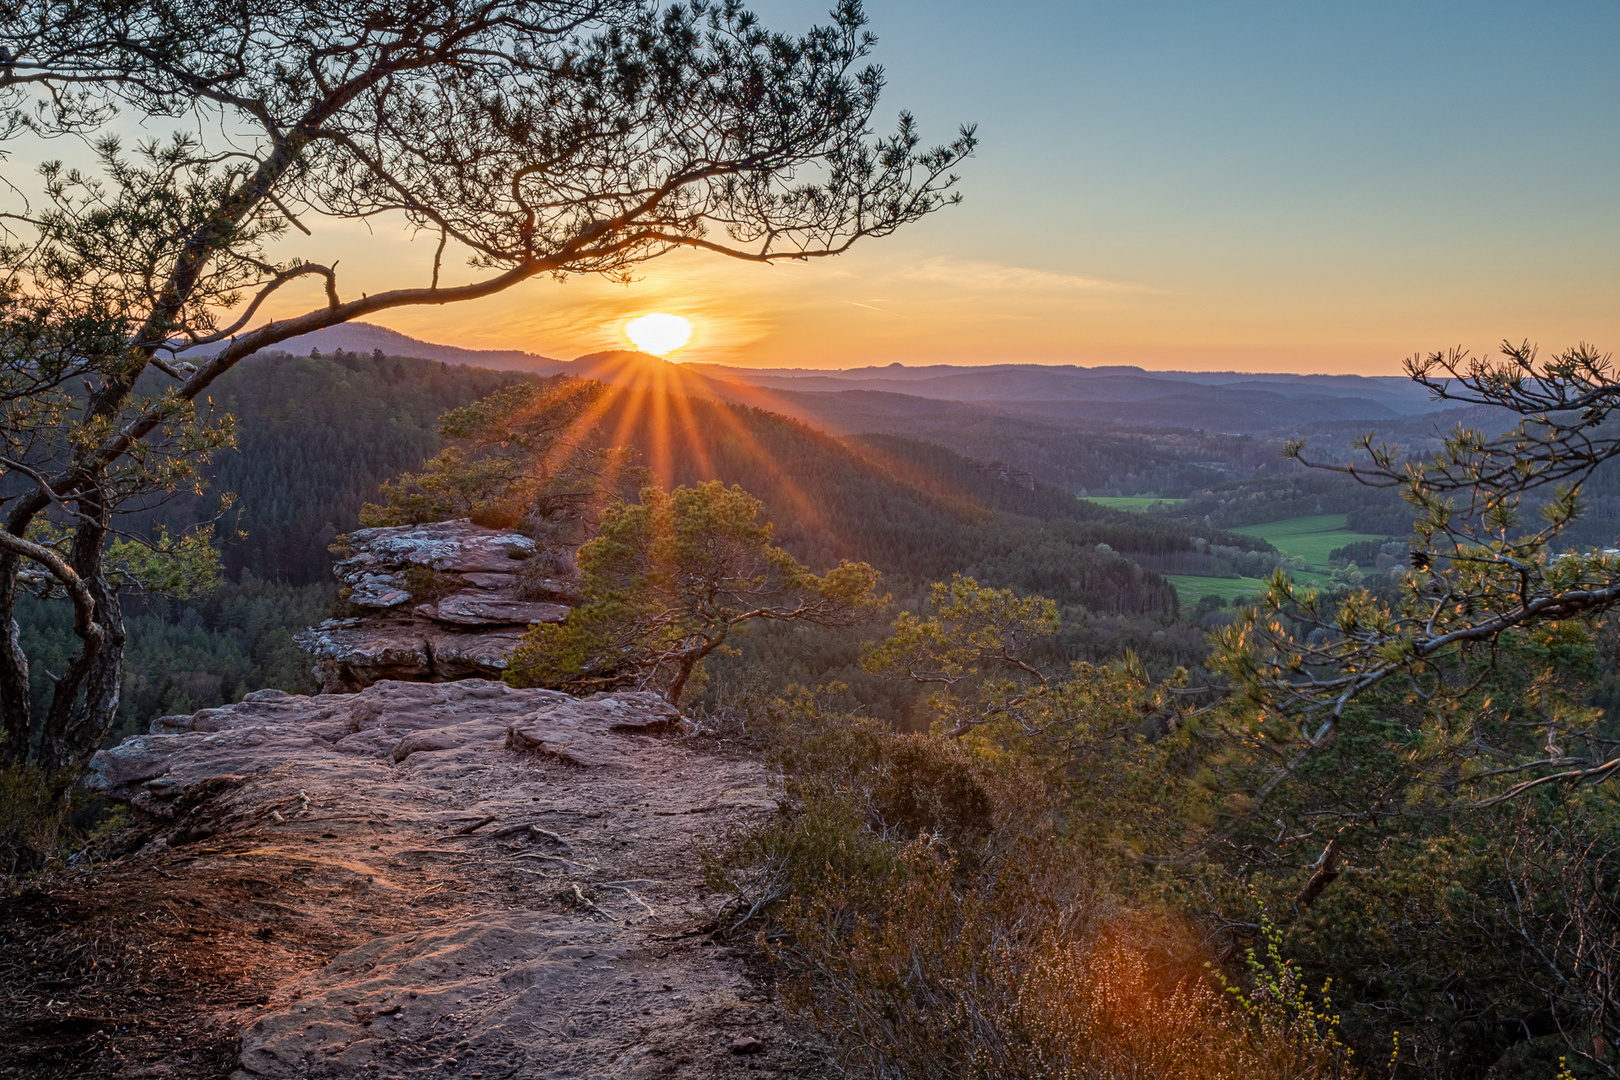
left=361, top=378, right=637, bottom=532
left=105, top=525, right=223, bottom=598
left=716, top=686, right=1355, bottom=1080
left=506, top=482, right=882, bottom=703
left=28, top=520, right=223, bottom=599
left=864, top=574, right=1059, bottom=687
left=862, top=574, right=1059, bottom=736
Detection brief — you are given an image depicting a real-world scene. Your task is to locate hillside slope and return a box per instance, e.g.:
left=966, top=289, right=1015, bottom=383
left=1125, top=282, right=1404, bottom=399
left=29, top=352, right=1292, bottom=739
left=184, top=353, right=1265, bottom=614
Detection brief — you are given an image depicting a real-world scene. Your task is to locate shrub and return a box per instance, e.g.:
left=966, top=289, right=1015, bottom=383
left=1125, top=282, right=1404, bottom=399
left=871, top=736, right=995, bottom=852
left=1013, top=909, right=1354, bottom=1080
left=0, top=765, right=70, bottom=876
left=711, top=687, right=1358, bottom=1079
left=400, top=565, right=463, bottom=604
left=782, top=838, right=1355, bottom=1080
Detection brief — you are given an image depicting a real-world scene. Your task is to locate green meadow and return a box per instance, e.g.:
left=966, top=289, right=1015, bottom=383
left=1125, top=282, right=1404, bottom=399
left=1230, top=513, right=1389, bottom=566
left=1076, top=505, right=1391, bottom=606
left=1164, top=512, right=1386, bottom=606
left=1165, top=574, right=1270, bottom=603
left=1167, top=568, right=1339, bottom=606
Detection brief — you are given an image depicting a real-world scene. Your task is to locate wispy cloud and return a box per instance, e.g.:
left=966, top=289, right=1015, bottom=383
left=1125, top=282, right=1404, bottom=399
left=906, top=257, right=1145, bottom=294
left=845, top=300, right=906, bottom=317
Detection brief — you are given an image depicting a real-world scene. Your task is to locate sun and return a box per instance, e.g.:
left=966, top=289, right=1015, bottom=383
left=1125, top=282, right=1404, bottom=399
left=624, top=313, right=694, bottom=357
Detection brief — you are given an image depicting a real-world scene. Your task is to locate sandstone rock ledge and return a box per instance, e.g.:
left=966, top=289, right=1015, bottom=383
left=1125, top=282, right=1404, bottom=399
left=296, top=521, right=576, bottom=694
left=85, top=680, right=819, bottom=1079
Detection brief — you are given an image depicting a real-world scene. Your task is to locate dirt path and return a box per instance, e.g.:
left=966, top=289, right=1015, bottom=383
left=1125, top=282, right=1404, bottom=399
left=1, top=681, right=822, bottom=1079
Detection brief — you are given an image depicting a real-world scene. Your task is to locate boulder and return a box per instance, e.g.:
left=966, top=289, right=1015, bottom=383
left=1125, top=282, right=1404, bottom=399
left=346, top=573, right=412, bottom=608
left=428, top=627, right=536, bottom=675
left=461, top=571, right=517, bottom=589
left=336, top=520, right=538, bottom=577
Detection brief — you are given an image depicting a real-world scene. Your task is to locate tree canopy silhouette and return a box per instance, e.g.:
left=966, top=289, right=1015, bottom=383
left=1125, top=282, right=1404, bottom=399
left=506, top=481, right=883, bottom=704
left=0, top=0, right=972, bottom=778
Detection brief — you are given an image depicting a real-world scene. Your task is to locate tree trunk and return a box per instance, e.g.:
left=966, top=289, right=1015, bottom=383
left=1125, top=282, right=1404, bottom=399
left=0, top=550, right=30, bottom=763
left=34, top=494, right=124, bottom=779
left=1293, top=836, right=1342, bottom=910
left=36, top=568, right=123, bottom=776
left=666, top=658, right=695, bottom=707
left=664, top=629, right=729, bottom=708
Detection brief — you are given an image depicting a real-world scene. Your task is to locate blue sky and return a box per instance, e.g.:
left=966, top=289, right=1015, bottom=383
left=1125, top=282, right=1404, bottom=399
left=575, top=0, right=1616, bottom=371
left=71, top=0, right=1606, bottom=372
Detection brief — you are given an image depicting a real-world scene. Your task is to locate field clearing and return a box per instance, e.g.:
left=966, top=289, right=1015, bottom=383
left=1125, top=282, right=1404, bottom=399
left=1231, top=513, right=1389, bottom=566
left=1166, top=575, right=1271, bottom=603
left=1083, top=496, right=1186, bottom=511
left=1167, top=569, right=1335, bottom=606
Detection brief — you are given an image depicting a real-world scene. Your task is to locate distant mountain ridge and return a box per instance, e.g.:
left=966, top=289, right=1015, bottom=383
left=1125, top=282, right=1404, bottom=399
left=684, top=362, right=1443, bottom=417
left=210, top=321, right=1450, bottom=434
left=192, top=320, right=572, bottom=372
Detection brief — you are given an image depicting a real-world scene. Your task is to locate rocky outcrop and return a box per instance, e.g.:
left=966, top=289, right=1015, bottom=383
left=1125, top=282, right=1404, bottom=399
left=77, top=681, right=814, bottom=1079
left=295, top=520, right=575, bottom=693
left=974, top=459, right=1036, bottom=491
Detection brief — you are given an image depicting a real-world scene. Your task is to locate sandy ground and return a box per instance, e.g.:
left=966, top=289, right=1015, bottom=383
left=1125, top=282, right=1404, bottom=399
left=0, top=681, right=825, bottom=1079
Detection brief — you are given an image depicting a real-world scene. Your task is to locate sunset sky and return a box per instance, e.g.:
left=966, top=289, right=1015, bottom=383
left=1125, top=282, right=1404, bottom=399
left=271, top=2, right=1619, bottom=373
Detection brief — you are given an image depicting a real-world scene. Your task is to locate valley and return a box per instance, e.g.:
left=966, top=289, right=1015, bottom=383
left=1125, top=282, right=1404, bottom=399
left=42, top=332, right=1620, bottom=730
left=1163, top=512, right=1396, bottom=605
left=7, top=11, right=1616, bottom=1078
left=11, top=336, right=1620, bottom=1080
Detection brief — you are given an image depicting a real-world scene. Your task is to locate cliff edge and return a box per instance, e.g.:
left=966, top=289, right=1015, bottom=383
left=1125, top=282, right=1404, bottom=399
left=1, top=681, right=815, bottom=1079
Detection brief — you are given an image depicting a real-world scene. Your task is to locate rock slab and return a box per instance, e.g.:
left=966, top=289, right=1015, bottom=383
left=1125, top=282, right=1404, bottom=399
left=87, top=681, right=816, bottom=1079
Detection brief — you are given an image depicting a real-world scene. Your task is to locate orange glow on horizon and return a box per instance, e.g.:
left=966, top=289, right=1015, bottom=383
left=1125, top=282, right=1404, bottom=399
left=248, top=232, right=1620, bottom=378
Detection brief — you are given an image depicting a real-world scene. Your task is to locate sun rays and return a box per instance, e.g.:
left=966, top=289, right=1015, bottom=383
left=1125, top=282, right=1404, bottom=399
left=519, top=331, right=994, bottom=562
left=549, top=350, right=824, bottom=532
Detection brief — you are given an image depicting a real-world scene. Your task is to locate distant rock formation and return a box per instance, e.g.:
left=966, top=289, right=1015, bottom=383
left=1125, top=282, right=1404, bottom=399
left=974, top=459, right=1036, bottom=490
left=295, top=520, right=575, bottom=693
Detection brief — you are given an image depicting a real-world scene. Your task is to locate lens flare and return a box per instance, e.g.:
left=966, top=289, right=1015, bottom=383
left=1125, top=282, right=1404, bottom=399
left=624, top=313, right=693, bottom=356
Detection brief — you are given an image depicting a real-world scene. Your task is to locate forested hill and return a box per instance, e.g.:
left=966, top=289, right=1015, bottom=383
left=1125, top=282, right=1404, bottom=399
left=15, top=353, right=539, bottom=732
left=585, top=394, right=1266, bottom=615
left=170, top=351, right=1274, bottom=616
left=20, top=350, right=1292, bottom=739
left=199, top=352, right=531, bottom=580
